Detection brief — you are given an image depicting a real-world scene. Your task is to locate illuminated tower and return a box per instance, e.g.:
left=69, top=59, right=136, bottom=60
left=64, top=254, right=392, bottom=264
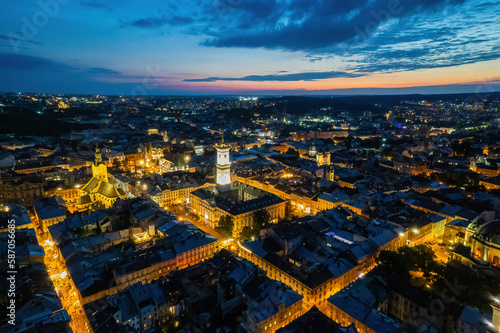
left=309, top=142, right=317, bottom=157
left=215, top=136, right=231, bottom=187
left=92, top=147, right=108, bottom=182
left=325, top=165, right=335, bottom=182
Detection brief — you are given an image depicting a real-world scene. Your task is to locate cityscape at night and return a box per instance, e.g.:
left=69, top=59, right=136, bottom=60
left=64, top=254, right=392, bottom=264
left=2, top=1, right=500, bottom=333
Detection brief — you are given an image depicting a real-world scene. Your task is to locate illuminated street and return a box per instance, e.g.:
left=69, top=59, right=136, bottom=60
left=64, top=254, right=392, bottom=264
left=1, top=4, right=500, bottom=329
left=179, top=213, right=225, bottom=241
left=36, top=229, right=93, bottom=333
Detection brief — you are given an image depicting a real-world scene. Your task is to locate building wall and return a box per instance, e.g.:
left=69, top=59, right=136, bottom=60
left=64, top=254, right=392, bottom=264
left=233, top=176, right=320, bottom=216
left=327, top=302, right=376, bottom=333
left=0, top=181, right=44, bottom=206
left=443, top=224, right=466, bottom=245
left=238, top=243, right=376, bottom=310
left=153, top=183, right=211, bottom=207
left=189, top=190, right=285, bottom=234
left=83, top=240, right=220, bottom=304
left=38, top=215, right=66, bottom=233
left=471, top=238, right=500, bottom=265
left=250, top=299, right=303, bottom=333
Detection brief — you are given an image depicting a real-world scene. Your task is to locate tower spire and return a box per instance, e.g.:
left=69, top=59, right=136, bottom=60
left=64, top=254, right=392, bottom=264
left=94, top=145, right=103, bottom=166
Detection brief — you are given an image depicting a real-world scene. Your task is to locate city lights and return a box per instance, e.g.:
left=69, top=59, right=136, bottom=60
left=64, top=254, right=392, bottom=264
left=1, top=1, right=499, bottom=330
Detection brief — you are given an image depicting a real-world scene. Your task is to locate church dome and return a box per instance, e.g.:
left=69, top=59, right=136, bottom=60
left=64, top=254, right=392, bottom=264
left=474, top=220, right=500, bottom=245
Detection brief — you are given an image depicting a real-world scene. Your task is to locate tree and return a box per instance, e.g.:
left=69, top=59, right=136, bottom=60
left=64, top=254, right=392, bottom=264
left=397, top=246, right=418, bottom=271
left=226, top=215, right=233, bottom=231
left=378, top=250, right=412, bottom=279
left=218, top=215, right=234, bottom=237
left=239, top=226, right=258, bottom=241
left=413, top=245, right=441, bottom=279
left=253, top=210, right=271, bottom=230
left=380, top=245, right=444, bottom=281
left=285, top=148, right=300, bottom=157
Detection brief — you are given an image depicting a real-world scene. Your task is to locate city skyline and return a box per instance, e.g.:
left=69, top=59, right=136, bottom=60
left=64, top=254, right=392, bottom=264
left=1, top=0, right=500, bottom=95
left=3, top=2, right=500, bottom=332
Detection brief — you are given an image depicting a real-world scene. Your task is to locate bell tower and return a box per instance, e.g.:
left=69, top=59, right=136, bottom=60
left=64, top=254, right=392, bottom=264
left=215, top=135, right=231, bottom=188
left=92, top=147, right=108, bottom=182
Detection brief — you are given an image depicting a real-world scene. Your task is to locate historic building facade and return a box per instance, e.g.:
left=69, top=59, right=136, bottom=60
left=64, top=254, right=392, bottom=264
left=76, top=148, right=126, bottom=210
left=189, top=142, right=285, bottom=235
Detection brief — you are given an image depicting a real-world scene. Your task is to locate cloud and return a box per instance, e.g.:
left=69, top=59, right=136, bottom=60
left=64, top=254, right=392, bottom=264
left=200, top=0, right=466, bottom=51
left=0, top=53, right=173, bottom=94
left=0, top=53, right=70, bottom=70
left=80, top=1, right=113, bottom=12
left=0, top=35, right=43, bottom=46
left=0, top=53, right=130, bottom=78
left=121, top=15, right=193, bottom=28
left=85, top=67, right=122, bottom=75
left=185, top=70, right=363, bottom=82
left=121, top=0, right=500, bottom=78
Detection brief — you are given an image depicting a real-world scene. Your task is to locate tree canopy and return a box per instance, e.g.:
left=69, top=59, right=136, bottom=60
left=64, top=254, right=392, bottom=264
left=253, top=210, right=271, bottom=230
left=218, top=215, right=234, bottom=238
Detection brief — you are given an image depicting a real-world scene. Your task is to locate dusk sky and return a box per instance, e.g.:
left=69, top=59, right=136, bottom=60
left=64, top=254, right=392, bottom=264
left=1, top=0, right=500, bottom=95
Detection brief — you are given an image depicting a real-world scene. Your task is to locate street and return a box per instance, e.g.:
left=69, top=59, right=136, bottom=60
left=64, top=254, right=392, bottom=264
left=36, top=228, right=93, bottom=333
left=179, top=214, right=226, bottom=241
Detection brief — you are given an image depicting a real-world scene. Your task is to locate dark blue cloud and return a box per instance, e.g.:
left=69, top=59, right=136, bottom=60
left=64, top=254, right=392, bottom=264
left=121, top=15, right=193, bottom=28
left=0, top=35, right=43, bottom=47
left=0, top=53, right=70, bottom=70
left=200, top=0, right=466, bottom=51
left=185, top=70, right=363, bottom=82
left=0, top=53, right=139, bottom=82
left=119, top=0, right=498, bottom=77
left=80, top=1, right=113, bottom=12
left=85, top=67, right=122, bottom=75
left=0, top=53, right=168, bottom=94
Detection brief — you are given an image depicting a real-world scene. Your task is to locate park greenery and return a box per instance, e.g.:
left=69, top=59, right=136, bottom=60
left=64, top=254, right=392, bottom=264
left=238, top=210, right=272, bottom=241
left=217, top=215, right=234, bottom=238
left=378, top=245, right=500, bottom=314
